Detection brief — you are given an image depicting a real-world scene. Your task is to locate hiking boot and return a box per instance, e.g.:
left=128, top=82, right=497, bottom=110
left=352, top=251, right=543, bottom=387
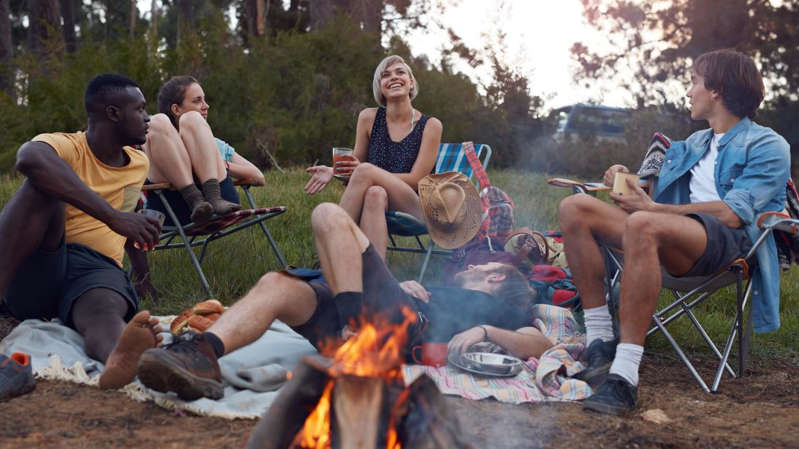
left=576, top=338, right=617, bottom=387
left=0, top=352, right=35, bottom=401
left=136, top=331, right=223, bottom=400
left=582, top=374, right=638, bottom=415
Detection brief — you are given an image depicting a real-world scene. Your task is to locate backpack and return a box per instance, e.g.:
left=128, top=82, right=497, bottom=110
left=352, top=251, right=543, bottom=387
left=463, top=141, right=515, bottom=244
left=775, top=179, right=799, bottom=270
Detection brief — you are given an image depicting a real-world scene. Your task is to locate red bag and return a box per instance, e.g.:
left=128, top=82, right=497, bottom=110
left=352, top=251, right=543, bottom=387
left=463, top=142, right=514, bottom=243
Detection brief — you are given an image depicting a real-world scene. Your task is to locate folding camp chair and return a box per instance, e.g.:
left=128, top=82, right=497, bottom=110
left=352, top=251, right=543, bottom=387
left=143, top=180, right=287, bottom=297
left=550, top=179, right=799, bottom=392
left=385, top=142, right=492, bottom=282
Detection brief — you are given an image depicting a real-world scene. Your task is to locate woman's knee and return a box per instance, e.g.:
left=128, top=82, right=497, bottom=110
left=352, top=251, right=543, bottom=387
left=363, top=186, right=388, bottom=209
left=178, top=111, right=209, bottom=134
left=147, top=114, right=178, bottom=140
left=349, top=162, right=378, bottom=185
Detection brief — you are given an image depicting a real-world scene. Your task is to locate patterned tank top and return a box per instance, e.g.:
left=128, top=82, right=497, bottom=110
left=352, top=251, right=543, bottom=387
left=366, top=107, right=430, bottom=173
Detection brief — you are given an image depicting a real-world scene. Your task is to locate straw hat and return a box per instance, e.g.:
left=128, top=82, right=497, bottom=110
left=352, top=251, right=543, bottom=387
left=418, top=171, right=482, bottom=249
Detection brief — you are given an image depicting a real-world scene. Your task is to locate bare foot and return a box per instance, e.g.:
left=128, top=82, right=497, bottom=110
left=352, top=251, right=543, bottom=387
left=99, top=311, right=162, bottom=390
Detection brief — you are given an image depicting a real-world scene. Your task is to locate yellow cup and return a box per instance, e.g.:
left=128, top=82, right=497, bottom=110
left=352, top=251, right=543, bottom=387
left=613, top=172, right=640, bottom=196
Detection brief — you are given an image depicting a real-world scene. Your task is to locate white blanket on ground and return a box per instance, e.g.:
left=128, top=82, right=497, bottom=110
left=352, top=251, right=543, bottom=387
left=0, top=317, right=317, bottom=419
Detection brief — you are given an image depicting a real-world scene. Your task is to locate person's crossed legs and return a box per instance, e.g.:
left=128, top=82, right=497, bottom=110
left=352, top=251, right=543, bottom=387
left=559, top=194, right=709, bottom=413
left=339, top=163, right=422, bottom=260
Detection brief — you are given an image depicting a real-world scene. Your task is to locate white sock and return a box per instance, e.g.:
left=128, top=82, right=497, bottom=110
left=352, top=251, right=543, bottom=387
left=583, top=305, right=614, bottom=346
left=609, top=343, right=644, bottom=386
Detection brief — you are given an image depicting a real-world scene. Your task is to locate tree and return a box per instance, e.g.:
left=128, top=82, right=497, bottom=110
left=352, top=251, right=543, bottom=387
left=0, top=0, right=12, bottom=95
left=572, top=0, right=799, bottom=106
left=28, top=0, right=62, bottom=57
left=60, top=0, right=77, bottom=52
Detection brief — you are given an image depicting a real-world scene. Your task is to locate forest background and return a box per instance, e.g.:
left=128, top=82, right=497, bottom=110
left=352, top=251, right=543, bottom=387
left=1, top=0, right=798, bottom=178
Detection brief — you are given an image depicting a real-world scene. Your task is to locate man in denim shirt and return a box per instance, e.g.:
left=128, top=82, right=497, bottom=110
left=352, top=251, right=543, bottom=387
left=558, top=49, right=790, bottom=414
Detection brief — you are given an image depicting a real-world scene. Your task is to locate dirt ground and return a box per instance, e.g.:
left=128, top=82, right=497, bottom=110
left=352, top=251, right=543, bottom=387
left=1, top=315, right=798, bottom=449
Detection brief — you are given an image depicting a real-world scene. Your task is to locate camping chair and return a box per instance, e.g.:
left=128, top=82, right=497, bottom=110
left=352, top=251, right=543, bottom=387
left=549, top=179, right=799, bottom=392
left=143, top=180, right=287, bottom=297
left=385, top=142, right=492, bottom=282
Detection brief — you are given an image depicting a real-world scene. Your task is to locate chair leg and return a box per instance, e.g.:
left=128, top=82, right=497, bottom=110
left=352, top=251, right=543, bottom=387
left=242, top=187, right=288, bottom=268
left=156, top=190, right=214, bottom=298
left=711, top=273, right=751, bottom=392
left=417, top=240, right=435, bottom=283
left=652, top=314, right=711, bottom=393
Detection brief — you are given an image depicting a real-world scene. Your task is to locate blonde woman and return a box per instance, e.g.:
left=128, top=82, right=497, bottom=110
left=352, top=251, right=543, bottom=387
left=305, top=55, right=443, bottom=258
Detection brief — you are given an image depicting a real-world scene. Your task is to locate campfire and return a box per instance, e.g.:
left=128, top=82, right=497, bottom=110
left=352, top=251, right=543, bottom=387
left=245, top=307, right=472, bottom=449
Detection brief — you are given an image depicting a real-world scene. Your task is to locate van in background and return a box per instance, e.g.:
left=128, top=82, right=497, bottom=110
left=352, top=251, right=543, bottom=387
left=551, top=104, right=633, bottom=143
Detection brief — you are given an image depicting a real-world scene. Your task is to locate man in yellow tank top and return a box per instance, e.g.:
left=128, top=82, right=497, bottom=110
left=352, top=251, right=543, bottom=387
left=0, top=74, right=163, bottom=387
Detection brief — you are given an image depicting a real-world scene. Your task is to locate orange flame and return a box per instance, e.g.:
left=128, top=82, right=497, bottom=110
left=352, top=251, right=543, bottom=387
left=300, top=381, right=334, bottom=449
left=298, top=307, right=417, bottom=448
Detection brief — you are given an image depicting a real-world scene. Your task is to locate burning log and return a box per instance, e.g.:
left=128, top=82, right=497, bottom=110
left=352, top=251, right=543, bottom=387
left=244, top=355, right=332, bottom=449
left=245, top=307, right=472, bottom=449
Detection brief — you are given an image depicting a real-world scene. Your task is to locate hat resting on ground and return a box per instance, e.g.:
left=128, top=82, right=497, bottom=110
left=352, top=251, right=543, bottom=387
left=418, top=171, right=482, bottom=249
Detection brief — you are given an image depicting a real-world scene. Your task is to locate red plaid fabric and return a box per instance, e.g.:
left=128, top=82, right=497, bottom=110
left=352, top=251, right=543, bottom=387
left=183, top=207, right=287, bottom=235
left=463, top=142, right=514, bottom=243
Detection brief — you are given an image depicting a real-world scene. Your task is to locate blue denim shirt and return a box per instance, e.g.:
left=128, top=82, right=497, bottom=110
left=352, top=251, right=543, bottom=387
left=653, top=118, right=790, bottom=333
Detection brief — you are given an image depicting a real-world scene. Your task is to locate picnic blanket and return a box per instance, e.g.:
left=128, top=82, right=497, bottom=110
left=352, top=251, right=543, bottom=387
left=0, top=317, right=317, bottom=419
left=403, top=304, right=591, bottom=403
left=0, top=304, right=589, bottom=418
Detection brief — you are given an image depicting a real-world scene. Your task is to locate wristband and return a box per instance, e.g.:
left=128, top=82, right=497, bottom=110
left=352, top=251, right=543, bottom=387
left=478, top=325, right=488, bottom=341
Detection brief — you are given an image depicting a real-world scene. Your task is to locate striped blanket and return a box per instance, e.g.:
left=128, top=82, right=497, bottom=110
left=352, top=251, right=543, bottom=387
left=402, top=304, right=590, bottom=404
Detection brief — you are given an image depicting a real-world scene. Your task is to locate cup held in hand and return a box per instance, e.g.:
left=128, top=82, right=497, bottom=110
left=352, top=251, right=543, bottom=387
left=332, top=147, right=355, bottom=177
left=613, top=172, right=640, bottom=196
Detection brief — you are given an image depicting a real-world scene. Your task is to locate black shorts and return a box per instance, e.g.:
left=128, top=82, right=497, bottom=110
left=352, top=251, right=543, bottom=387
left=287, top=244, right=412, bottom=349
left=145, top=174, right=240, bottom=226
left=682, top=213, right=753, bottom=277
left=3, top=239, right=138, bottom=328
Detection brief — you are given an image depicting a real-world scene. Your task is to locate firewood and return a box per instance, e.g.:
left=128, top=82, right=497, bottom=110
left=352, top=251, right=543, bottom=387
left=245, top=355, right=333, bottom=449
left=331, top=375, right=384, bottom=449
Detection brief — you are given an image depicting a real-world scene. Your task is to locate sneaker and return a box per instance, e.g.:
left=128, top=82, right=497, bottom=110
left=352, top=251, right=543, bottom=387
left=0, top=352, right=35, bottom=401
left=582, top=374, right=638, bottom=415
left=136, top=332, right=224, bottom=400
left=576, top=338, right=617, bottom=387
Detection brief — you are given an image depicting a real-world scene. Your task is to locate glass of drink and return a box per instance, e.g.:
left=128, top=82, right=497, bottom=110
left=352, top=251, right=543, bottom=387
left=134, top=209, right=165, bottom=251
left=332, top=147, right=355, bottom=178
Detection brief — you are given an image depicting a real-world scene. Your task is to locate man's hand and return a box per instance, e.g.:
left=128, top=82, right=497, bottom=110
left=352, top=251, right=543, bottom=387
left=448, top=326, right=487, bottom=355
left=603, top=164, right=630, bottom=186
left=108, top=211, right=161, bottom=250
left=399, top=280, right=430, bottom=303
left=609, top=179, right=655, bottom=214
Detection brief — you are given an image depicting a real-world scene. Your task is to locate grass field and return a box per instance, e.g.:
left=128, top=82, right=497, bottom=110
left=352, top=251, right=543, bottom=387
left=1, top=168, right=796, bottom=361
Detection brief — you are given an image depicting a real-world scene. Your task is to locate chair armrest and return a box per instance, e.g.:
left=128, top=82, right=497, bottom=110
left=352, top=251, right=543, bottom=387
left=547, top=177, right=610, bottom=194
left=142, top=182, right=172, bottom=191
left=233, top=178, right=263, bottom=187
left=757, top=211, right=799, bottom=234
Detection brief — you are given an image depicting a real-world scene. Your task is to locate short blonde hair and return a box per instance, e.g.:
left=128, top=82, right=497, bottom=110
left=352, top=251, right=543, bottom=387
left=372, top=55, right=418, bottom=107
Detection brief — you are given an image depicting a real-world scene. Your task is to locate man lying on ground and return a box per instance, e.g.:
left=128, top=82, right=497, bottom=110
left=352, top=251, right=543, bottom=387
left=130, top=202, right=553, bottom=400
left=0, top=74, right=163, bottom=389
left=559, top=49, right=790, bottom=415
